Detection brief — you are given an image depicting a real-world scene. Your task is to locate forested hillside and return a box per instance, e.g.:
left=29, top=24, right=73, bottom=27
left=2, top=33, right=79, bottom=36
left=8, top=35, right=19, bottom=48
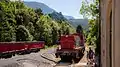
left=24, top=1, right=55, bottom=14
left=69, top=19, right=88, bottom=28
left=24, top=1, right=75, bottom=20
left=0, top=0, right=75, bottom=46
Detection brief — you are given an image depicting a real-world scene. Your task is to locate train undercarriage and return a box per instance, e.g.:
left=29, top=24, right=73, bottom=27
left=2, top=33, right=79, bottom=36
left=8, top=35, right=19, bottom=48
left=55, top=47, right=85, bottom=63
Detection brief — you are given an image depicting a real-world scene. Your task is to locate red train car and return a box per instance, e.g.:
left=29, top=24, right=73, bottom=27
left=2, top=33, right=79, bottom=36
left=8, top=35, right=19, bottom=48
left=27, top=41, right=45, bottom=52
left=0, top=41, right=45, bottom=58
left=55, top=33, right=85, bottom=63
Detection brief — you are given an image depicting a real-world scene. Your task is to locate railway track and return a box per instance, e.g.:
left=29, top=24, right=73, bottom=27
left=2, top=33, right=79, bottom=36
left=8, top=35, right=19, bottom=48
left=0, top=46, right=95, bottom=67
left=40, top=53, right=82, bottom=67
left=17, top=58, right=53, bottom=67
left=38, top=48, right=96, bottom=67
left=40, top=53, right=74, bottom=67
left=15, top=52, right=59, bottom=67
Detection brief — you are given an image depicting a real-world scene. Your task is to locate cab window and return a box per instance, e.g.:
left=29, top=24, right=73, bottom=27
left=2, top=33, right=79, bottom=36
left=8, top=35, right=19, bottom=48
left=75, top=36, right=81, bottom=47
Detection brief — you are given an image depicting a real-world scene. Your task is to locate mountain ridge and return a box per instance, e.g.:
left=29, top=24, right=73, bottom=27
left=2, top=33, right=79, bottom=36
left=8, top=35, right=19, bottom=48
left=24, top=1, right=88, bottom=28
left=24, top=1, right=75, bottom=20
left=64, top=15, right=75, bottom=20
left=24, top=1, right=55, bottom=14
left=69, top=19, right=88, bottom=28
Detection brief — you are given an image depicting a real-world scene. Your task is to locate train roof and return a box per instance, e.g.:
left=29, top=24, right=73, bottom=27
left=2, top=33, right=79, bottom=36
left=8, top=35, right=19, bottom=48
left=0, top=41, right=45, bottom=43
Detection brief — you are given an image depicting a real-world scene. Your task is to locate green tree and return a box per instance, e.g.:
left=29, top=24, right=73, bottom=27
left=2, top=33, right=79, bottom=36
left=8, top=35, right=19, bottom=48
left=52, top=26, right=58, bottom=45
left=35, top=8, right=43, bottom=16
left=80, top=0, right=100, bottom=55
left=76, top=24, right=83, bottom=34
left=16, top=25, right=33, bottom=41
left=0, top=1, right=75, bottom=47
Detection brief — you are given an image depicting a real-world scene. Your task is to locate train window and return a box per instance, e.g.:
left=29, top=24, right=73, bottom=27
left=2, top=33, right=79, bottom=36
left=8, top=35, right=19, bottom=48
left=75, top=36, right=80, bottom=47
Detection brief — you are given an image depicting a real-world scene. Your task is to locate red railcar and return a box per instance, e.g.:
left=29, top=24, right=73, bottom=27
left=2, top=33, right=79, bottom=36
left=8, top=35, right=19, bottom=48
left=55, top=33, right=85, bottom=63
left=27, top=41, right=45, bottom=52
left=0, top=41, right=45, bottom=58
